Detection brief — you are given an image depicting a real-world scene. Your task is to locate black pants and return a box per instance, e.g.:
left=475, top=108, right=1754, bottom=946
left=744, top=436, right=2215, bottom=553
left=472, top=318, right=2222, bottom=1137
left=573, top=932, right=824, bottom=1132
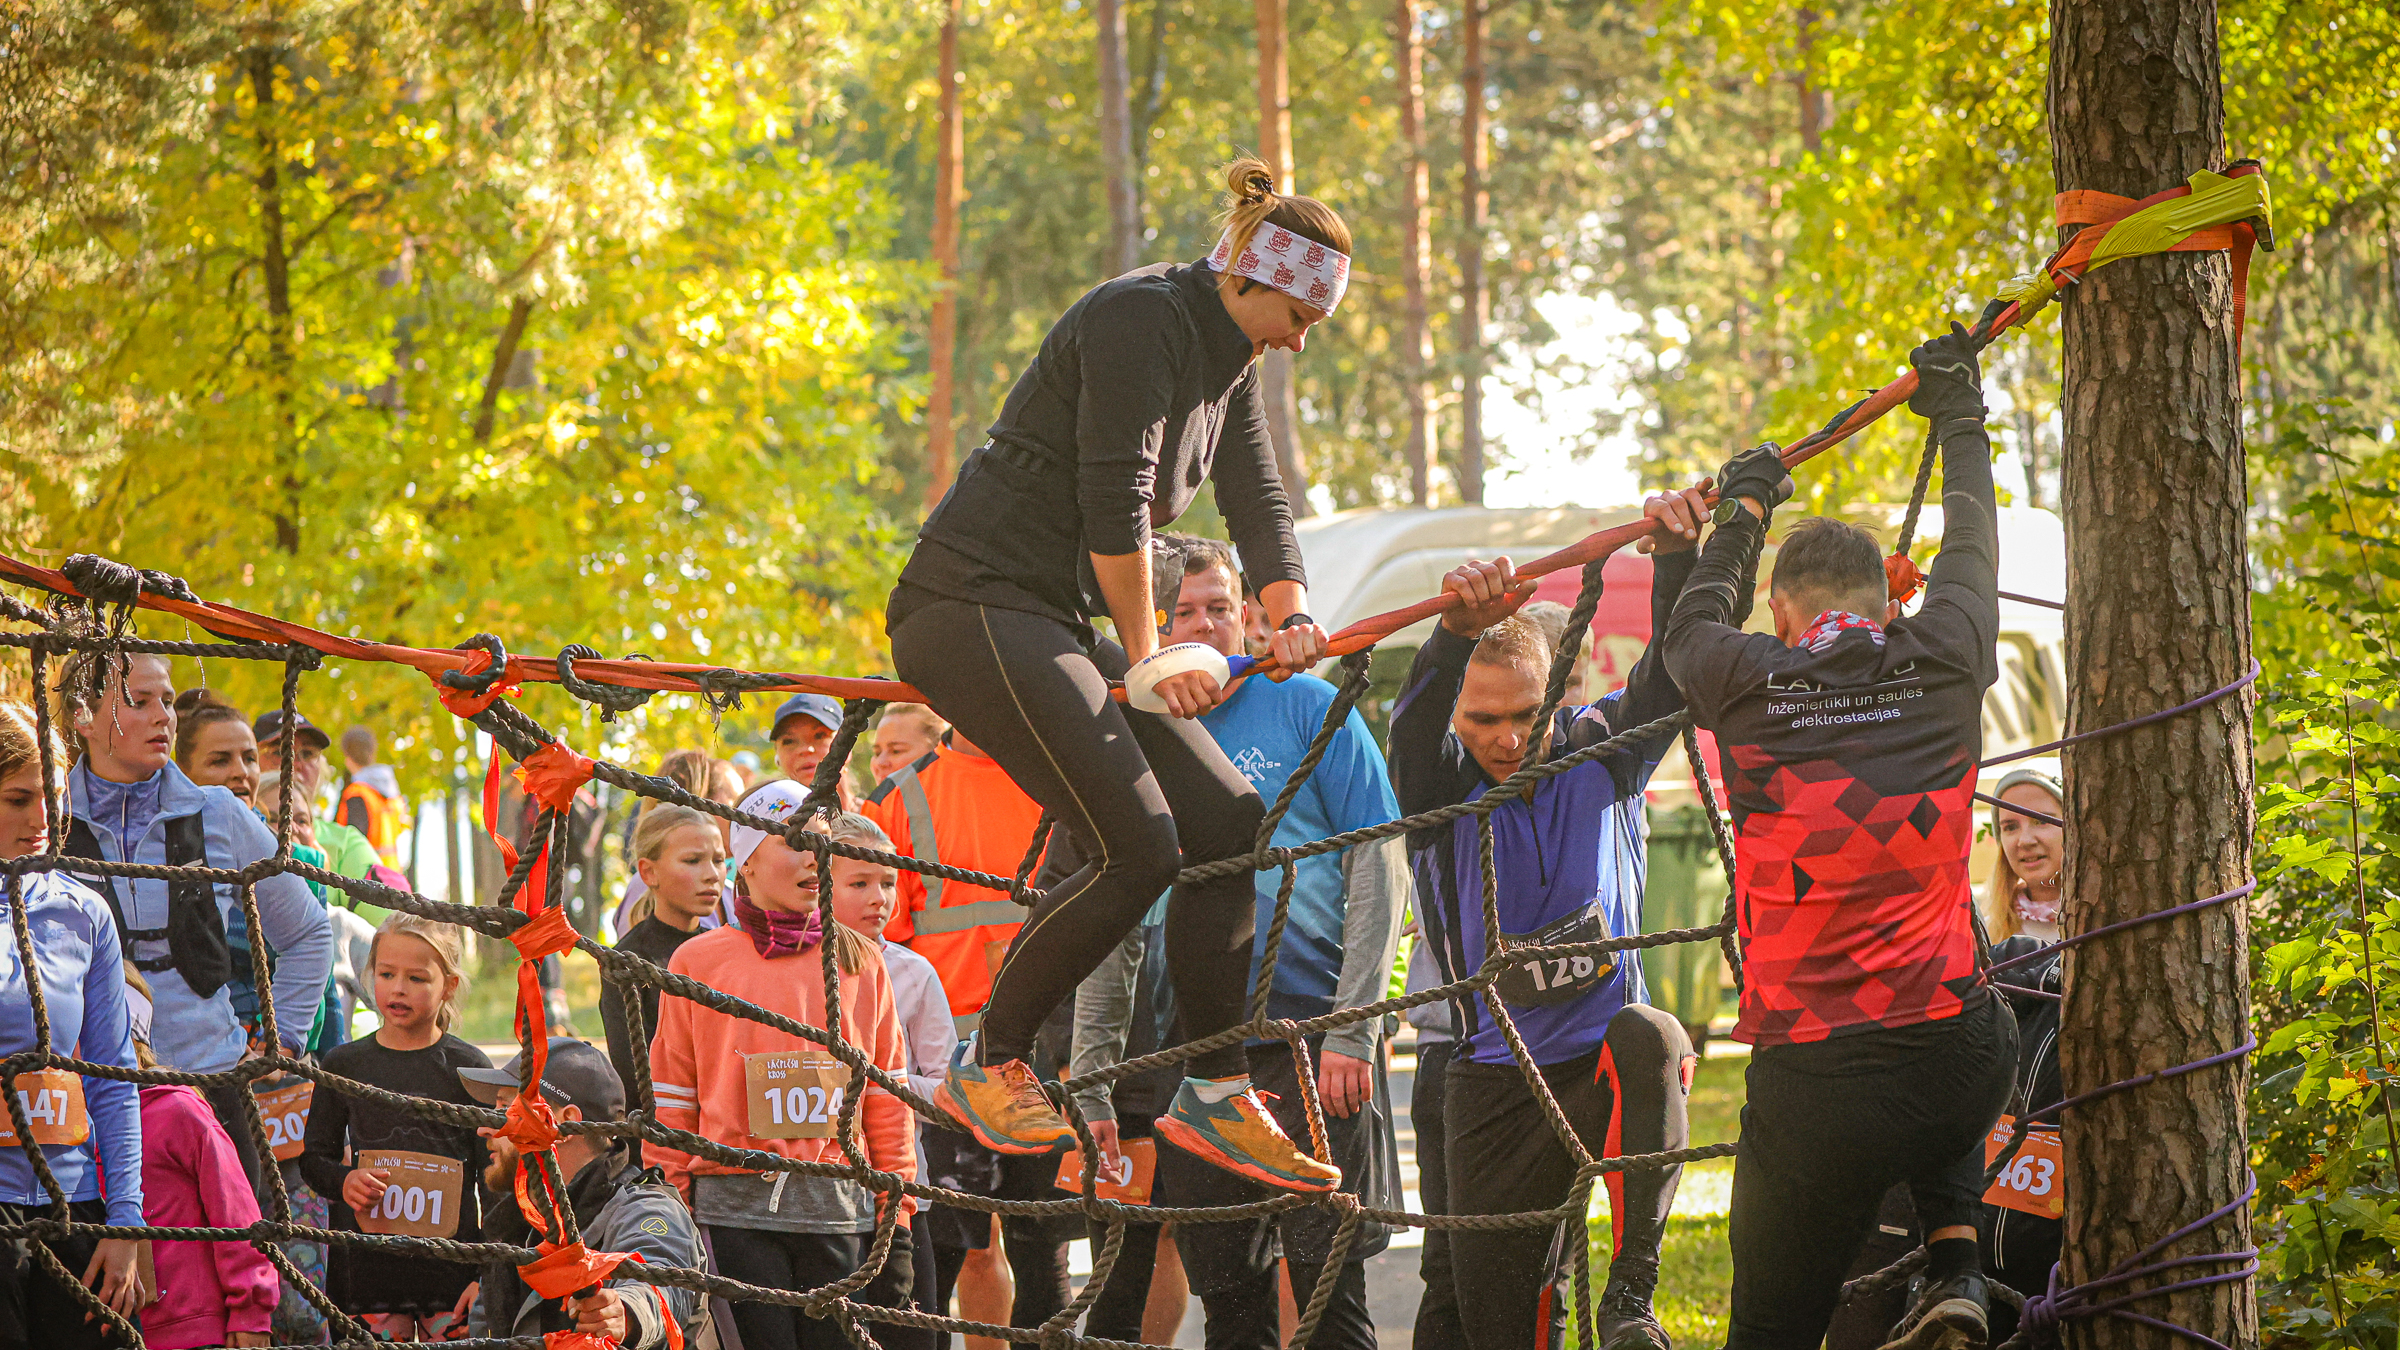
left=1979, top=1187, right=2061, bottom=1345
left=922, top=1132, right=1073, bottom=1341
left=1727, top=997, right=2018, bottom=1350
left=1076, top=1214, right=1166, bottom=1343
left=1410, top=1038, right=1467, bottom=1350
left=0, top=1199, right=118, bottom=1350
left=1825, top=1185, right=1922, bottom=1350
left=202, top=1080, right=270, bottom=1203
left=889, top=598, right=1264, bottom=1078
left=1445, top=1006, right=1691, bottom=1350
left=1154, top=1040, right=1394, bottom=1350
left=707, top=1223, right=921, bottom=1350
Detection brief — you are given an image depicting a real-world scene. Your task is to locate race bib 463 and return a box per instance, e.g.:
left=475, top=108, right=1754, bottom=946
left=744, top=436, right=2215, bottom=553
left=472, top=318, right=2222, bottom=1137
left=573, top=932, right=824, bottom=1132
left=1982, top=1116, right=2064, bottom=1219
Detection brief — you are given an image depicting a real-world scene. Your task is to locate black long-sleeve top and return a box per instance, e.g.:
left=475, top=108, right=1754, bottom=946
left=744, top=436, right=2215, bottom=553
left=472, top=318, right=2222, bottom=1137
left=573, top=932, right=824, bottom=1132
left=1660, top=424, right=2001, bottom=1047
left=892, top=259, right=1307, bottom=631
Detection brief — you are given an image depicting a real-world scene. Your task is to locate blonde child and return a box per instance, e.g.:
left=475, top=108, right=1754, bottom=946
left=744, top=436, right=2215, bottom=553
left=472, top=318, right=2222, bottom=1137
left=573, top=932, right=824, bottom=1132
left=648, top=782, right=921, bottom=1350
left=299, top=914, right=491, bottom=1337
left=601, top=804, right=728, bottom=1108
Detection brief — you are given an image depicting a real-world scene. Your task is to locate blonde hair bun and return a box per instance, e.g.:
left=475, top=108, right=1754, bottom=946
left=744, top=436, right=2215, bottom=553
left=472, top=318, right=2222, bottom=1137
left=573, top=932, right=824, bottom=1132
left=1223, top=156, right=1277, bottom=204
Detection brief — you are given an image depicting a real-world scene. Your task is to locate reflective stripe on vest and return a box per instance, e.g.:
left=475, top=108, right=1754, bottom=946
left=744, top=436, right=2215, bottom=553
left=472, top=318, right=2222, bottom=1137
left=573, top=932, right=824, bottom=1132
left=892, top=765, right=1027, bottom=937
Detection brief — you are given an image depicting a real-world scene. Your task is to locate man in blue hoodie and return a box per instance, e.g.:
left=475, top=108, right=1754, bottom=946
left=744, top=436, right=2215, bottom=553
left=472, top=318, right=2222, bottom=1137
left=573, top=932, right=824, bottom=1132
left=1389, top=489, right=1708, bottom=1350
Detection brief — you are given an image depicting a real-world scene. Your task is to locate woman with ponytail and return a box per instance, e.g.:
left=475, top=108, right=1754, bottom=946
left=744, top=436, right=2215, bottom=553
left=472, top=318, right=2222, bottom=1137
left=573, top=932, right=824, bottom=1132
left=887, top=158, right=1350, bottom=1191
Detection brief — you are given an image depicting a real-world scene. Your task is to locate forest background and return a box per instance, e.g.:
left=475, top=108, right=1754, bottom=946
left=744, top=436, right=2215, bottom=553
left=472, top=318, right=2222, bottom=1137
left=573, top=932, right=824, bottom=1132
left=4, top=1, right=2398, bottom=1342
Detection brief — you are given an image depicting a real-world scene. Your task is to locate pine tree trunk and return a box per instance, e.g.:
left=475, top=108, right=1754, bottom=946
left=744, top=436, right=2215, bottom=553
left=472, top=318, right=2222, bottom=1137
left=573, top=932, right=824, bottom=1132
left=1455, top=0, right=1487, bottom=506
left=2050, top=4, right=2258, bottom=1349
left=1096, top=0, right=1138, bottom=277
left=926, top=0, right=964, bottom=515
left=1397, top=0, right=1435, bottom=507
left=1255, top=0, right=1313, bottom=516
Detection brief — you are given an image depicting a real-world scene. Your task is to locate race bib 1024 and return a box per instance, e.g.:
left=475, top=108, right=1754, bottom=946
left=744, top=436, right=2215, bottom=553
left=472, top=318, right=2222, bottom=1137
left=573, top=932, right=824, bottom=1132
left=744, top=1051, right=854, bottom=1141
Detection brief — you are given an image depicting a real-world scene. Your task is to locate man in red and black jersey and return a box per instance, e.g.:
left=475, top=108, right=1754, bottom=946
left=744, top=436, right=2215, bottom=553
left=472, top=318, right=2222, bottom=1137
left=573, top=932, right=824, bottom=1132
left=1662, top=326, right=2019, bottom=1350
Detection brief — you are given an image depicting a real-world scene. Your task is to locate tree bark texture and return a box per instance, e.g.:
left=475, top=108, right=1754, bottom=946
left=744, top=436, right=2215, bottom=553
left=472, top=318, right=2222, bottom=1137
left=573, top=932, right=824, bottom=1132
left=249, top=47, right=301, bottom=554
left=926, top=0, right=964, bottom=516
left=1397, top=0, right=1435, bottom=507
left=2051, top=4, right=2258, bottom=1350
left=1255, top=0, right=1312, bottom=516
left=1455, top=0, right=1487, bottom=506
left=1096, top=0, right=1139, bottom=277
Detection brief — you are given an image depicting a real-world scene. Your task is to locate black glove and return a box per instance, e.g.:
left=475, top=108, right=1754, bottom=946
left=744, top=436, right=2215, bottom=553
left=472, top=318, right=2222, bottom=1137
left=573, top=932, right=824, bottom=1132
left=1908, top=321, right=1986, bottom=425
left=1713, top=441, right=1793, bottom=523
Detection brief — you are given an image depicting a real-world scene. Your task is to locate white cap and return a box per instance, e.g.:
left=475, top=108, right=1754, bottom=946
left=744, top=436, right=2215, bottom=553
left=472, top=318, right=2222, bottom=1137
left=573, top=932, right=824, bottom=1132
left=730, top=779, right=815, bottom=871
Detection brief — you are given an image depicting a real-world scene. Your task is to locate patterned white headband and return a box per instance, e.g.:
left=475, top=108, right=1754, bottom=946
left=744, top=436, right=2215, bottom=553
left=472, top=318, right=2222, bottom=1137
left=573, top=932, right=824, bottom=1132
left=1205, top=223, right=1350, bottom=315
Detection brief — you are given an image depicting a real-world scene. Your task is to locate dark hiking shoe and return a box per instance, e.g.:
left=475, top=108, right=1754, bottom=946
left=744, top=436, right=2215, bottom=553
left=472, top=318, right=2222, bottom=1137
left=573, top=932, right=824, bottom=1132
left=1880, top=1271, right=1991, bottom=1350
left=1596, top=1284, right=1672, bottom=1350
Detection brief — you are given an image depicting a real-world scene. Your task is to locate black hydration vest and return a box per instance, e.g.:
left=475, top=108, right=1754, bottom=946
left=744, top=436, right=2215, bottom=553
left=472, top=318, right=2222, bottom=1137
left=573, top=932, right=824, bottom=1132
left=60, top=812, right=233, bottom=999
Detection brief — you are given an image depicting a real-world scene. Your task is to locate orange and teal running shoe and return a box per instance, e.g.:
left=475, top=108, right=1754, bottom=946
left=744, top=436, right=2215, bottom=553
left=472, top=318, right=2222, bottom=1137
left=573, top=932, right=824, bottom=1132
left=934, top=1041, right=1075, bottom=1156
left=1156, top=1080, right=1342, bottom=1193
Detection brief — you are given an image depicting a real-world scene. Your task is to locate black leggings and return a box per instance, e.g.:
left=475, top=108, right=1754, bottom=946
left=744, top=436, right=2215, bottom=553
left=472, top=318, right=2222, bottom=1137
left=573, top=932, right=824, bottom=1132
left=1726, top=997, right=2018, bottom=1350
left=1444, top=1005, right=1693, bottom=1350
left=889, top=598, right=1265, bottom=1079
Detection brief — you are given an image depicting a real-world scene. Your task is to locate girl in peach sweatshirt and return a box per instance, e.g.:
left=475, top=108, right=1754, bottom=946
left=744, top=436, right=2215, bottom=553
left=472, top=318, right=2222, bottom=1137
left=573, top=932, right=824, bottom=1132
left=647, top=783, right=921, bottom=1350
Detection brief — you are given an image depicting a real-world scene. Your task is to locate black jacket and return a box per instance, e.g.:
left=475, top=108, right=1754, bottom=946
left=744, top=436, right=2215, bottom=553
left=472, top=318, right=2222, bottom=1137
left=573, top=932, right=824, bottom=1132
left=895, top=259, right=1306, bottom=629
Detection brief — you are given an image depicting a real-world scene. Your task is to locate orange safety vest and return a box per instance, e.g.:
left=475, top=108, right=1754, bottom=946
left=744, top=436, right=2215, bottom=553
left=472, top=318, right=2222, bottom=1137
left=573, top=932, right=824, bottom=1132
left=860, top=745, right=1042, bottom=1033
left=337, top=779, right=405, bottom=867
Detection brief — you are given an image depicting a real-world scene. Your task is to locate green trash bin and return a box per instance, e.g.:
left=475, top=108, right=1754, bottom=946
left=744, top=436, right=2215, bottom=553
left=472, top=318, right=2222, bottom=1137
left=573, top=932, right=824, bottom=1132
left=1641, top=803, right=1729, bottom=1047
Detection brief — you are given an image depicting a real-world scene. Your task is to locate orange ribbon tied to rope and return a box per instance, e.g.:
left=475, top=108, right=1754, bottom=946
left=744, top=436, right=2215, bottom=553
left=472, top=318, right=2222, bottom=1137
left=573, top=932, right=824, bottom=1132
left=523, top=1241, right=687, bottom=1350
left=518, top=740, right=597, bottom=813
left=1885, top=553, right=1926, bottom=603
left=431, top=649, right=524, bottom=719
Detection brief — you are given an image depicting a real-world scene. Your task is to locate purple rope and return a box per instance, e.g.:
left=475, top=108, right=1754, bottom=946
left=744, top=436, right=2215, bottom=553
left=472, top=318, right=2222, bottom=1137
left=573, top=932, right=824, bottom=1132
left=2015, top=1176, right=2260, bottom=1350
left=1982, top=882, right=2254, bottom=982
left=1978, top=791, right=2064, bottom=826
left=2000, top=590, right=2066, bottom=610
left=1991, top=982, right=2060, bottom=1002
left=1983, top=659, right=2260, bottom=768
left=2019, top=1033, right=2257, bottom=1127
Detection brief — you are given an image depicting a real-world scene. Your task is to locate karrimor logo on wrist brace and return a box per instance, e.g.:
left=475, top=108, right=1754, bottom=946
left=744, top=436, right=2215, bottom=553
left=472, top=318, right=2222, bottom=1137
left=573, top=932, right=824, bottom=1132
left=1206, top=225, right=1350, bottom=314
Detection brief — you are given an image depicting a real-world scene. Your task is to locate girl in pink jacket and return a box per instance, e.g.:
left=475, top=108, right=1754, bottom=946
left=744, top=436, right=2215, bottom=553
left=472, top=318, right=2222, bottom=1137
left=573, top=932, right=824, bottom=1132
left=138, top=1081, right=279, bottom=1347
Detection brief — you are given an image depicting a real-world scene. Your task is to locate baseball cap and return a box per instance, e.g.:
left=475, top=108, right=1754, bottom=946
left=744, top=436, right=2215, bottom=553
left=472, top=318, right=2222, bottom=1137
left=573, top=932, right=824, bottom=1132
left=458, top=1038, right=626, bottom=1120
left=729, top=779, right=818, bottom=872
left=251, top=708, right=331, bottom=753
left=770, top=693, right=843, bottom=740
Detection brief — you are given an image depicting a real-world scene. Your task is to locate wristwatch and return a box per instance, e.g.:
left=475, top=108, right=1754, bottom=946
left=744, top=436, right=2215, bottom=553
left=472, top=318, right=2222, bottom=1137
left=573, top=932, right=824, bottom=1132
left=1711, top=497, right=1758, bottom=528
left=1277, top=612, right=1317, bottom=631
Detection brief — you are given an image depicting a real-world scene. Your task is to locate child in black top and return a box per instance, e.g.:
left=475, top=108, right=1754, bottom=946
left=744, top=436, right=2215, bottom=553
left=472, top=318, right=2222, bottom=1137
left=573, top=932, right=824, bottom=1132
left=598, top=804, right=726, bottom=1102
left=300, top=913, right=490, bottom=1336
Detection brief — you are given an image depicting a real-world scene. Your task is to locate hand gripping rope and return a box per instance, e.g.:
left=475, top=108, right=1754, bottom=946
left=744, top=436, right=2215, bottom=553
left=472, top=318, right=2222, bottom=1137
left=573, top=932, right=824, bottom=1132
left=0, top=162, right=2271, bottom=1349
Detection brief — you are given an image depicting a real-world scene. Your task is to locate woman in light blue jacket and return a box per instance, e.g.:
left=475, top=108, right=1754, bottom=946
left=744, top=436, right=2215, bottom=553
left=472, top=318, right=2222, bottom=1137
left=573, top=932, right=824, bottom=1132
left=0, top=702, right=148, bottom=1338
left=55, top=651, right=330, bottom=1190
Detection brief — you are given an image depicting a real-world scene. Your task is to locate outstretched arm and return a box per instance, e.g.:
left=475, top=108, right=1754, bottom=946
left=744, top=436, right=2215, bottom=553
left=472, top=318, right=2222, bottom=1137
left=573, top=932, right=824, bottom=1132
left=1907, top=324, right=2002, bottom=677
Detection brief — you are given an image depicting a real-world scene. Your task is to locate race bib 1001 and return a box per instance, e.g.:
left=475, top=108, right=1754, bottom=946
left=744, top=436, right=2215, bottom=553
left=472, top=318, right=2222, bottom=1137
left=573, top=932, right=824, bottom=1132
left=744, top=1051, right=854, bottom=1141
left=1982, top=1116, right=2064, bottom=1219
left=0, top=1070, right=89, bottom=1147
left=1493, top=904, right=1619, bottom=1008
left=355, top=1150, right=465, bottom=1238
left=254, top=1076, right=314, bottom=1163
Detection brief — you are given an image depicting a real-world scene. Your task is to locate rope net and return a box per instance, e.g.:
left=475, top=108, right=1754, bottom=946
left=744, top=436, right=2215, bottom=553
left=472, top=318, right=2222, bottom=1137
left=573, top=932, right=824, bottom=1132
left=0, top=163, right=2274, bottom=1348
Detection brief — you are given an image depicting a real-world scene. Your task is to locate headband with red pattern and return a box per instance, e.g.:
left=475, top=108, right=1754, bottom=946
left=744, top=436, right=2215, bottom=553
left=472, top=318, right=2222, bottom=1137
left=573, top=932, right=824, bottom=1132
left=1205, top=223, right=1350, bottom=315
